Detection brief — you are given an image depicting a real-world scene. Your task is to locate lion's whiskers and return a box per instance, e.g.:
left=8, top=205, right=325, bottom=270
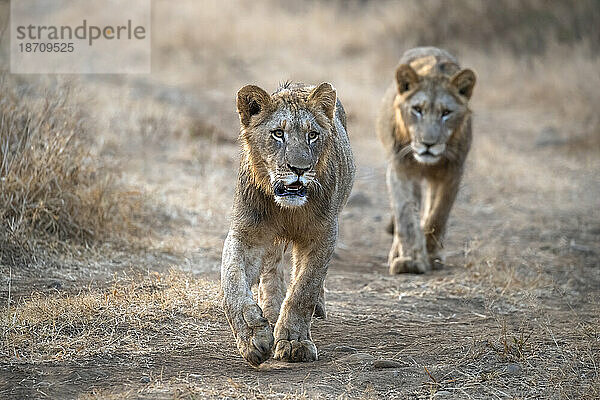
left=311, top=179, right=324, bottom=194
left=398, top=145, right=413, bottom=159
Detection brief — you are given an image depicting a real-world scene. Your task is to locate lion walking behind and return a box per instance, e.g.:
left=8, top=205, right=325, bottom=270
left=376, top=47, right=476, bottom=274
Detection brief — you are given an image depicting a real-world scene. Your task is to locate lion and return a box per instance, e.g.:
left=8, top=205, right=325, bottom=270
left=221, top=81, right=355, bottom=366
left=376, top=47, right=476, bottom=274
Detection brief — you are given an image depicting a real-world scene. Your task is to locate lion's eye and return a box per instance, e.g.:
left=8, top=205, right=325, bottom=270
left=271, top=129, right=285, bottom=141
left=441, top=109, right=452, bottom=118
left=412, top=105, right=422, bottom=115
left=307, top=131, right=319, bottom=142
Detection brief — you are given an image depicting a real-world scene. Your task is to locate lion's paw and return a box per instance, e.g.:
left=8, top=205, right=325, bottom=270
left=389, top=256, right=429, bottom=274
left=234, top=304, right=274, bottom=366
left=274, top=339, right=318, bottom=362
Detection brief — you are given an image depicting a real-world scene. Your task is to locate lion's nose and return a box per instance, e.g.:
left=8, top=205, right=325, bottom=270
left=287, top=164, right=310, bottom=176
left=421, top=139, right=437, bottom=148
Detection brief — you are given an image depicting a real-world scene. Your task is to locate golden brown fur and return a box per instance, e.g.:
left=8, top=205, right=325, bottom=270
left=221, top=82, right=355, bottom=366
left=376, top=47, right=476, bottom=274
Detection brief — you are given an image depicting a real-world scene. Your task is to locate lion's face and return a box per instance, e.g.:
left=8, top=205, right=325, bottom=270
left=248, top=106, right=329, bottom=208
left=401, top=85, right=467, bottom=165
left=395, top=64, right=476, bottom=165
left=237, top=83, right=336, bottom=208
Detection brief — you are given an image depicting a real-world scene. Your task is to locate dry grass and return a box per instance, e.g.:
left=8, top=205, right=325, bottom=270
left=371, top=277, right=600, bottom=398
left=0, top=270, right=220, bottom=364
left=0, top=76, right=150, bottom=266
left=80, top=377, right=310, bottom=400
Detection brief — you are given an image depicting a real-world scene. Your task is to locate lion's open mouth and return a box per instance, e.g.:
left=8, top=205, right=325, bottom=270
left=274, top=181, right=307, bottom=197
left=414, top=152, right=441, bottom=164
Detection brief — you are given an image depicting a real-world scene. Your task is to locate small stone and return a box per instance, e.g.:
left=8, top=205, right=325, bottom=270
left=373, top=359, right=402, bottom=369
left=334, top=345, right=358, bottom=353
left=506, top=364, right=522, bottom=375
left=140, top=376, right=151, bottom=383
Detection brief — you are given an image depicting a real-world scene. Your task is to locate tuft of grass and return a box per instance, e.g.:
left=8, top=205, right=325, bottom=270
left=0, top=77, right=144, bottom=264
left=0, top=270, right=220, bottom=364
left=496, top=321, right=533, bottom=362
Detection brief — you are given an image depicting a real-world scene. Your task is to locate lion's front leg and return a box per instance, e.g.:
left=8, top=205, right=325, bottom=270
left=386, top=163, right=429, bottom=274
left=273, top=228, right=336, bottom=362
left=221, top=233, right=274, bottom=366
left=423, top=175, right=461, bottom=268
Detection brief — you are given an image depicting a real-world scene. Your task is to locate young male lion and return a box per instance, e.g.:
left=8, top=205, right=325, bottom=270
left=376, top=47, right=476, bottom=274
left=221, top=82, right=355, bottom=366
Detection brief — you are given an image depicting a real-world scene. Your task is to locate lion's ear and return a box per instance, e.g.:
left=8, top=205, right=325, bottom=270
left=395, top=64, right=420, bottom=95
left=308, top=82, right=337, bottom=120
left=237, top=85, right=271, bottom=127
left=451, top=69, right=476, bottom=99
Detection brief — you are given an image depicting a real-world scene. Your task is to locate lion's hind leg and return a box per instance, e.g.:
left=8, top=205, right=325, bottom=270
left=258, top=242, right=286, bottom=325
left=422, top=176, right=461, bottom=269
left=274, top=229, right=335, bottom=362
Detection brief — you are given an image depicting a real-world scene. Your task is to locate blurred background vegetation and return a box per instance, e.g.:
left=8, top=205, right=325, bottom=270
left=366, top=0, right=600, bottom=54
